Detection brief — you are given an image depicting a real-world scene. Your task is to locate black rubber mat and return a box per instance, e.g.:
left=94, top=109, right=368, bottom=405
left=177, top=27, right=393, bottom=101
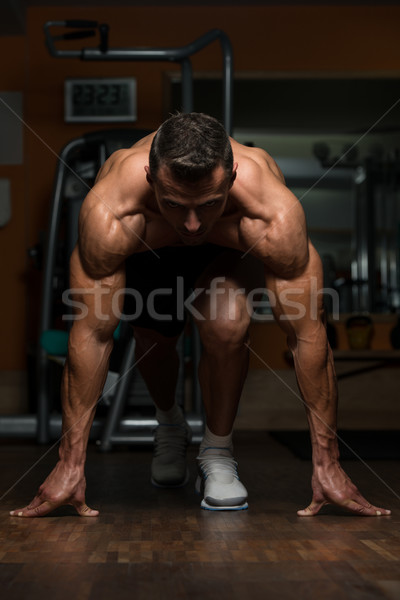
left=271, top=430, right=400, bottom=460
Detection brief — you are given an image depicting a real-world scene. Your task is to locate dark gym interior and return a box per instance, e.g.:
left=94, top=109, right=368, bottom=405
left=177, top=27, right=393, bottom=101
left=0, top=2, right=399, bottom=599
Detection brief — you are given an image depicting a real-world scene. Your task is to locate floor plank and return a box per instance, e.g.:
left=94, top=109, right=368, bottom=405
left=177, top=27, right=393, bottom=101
left=1, top=432, right=399, bottom=599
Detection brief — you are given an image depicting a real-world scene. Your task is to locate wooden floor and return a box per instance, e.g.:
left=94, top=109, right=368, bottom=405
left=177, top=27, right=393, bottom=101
left=1, top=431, right=399, bottom=600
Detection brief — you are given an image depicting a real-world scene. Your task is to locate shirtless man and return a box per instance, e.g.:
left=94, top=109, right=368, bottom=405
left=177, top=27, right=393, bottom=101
left=11, top=113, right=390, bottom=517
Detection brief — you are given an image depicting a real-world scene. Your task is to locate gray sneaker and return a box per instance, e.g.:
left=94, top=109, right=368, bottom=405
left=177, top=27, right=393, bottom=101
left=196, top=447, right=248, bottom=510
left=151, top=422, right=192, bottom=487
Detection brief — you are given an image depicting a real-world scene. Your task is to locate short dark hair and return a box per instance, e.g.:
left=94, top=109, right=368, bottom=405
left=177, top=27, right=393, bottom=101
left=149, top=112, right=233, bottom=182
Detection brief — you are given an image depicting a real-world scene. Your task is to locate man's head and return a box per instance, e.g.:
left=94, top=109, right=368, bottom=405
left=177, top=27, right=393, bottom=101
left=148, top=112, right=233, bottom=183
left=145, top=113, right=237, bottom=245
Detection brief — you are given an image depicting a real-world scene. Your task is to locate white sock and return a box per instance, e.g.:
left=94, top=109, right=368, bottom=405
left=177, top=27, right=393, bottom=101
left=156, top=403, right=186, bottom=425
left=200, top=425, right=233, bottom=454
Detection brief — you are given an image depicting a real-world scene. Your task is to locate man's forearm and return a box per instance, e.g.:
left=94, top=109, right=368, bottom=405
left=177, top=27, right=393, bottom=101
left=59, top=332, right=113, bottom=466
left=292, top=334, right=340, bottom=466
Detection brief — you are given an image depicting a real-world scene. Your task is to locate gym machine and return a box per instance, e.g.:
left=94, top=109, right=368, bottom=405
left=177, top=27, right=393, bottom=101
left=44, top=20, right=233, bottom=135
left=313, top=142, right=400, bottom=314
left=0, top=21, right=234, bottom=445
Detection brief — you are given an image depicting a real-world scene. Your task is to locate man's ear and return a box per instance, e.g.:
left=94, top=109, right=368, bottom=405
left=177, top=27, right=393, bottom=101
left=144, top=165, right=153, bottom=186
left=229, top=162, right=238, bottom=188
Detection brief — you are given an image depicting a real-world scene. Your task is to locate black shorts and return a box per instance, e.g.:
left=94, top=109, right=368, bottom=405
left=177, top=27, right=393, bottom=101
left=123, top=244, right=226, bottom=337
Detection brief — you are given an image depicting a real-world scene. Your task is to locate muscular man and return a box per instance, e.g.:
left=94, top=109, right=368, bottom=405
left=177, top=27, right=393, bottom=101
left=11, top=113, right=390, bottom=517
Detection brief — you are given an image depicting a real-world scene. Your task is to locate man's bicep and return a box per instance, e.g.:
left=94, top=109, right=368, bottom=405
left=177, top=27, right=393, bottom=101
left=264, top=242, right=325, bottom=340
left=68, top=245, right=126, bottom=339
left=262, top=211, right=309, bottom=280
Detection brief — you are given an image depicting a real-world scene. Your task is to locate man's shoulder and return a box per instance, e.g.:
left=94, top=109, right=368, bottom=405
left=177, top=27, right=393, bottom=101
left=229, top=141, right=309, bottom=275
left=95, top=134, right=155, bottom=187
left=83, top=133, right=155, bottom=233
left=229, top=142, right=290, bottom=224
left=231, top=139, right=285, bottom=184
left=73, top=132, right=156, bottom=279
left=78, top=184, right=147, bottom=279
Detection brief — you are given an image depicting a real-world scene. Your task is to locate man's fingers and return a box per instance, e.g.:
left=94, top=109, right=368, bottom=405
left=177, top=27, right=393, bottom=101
left=343, top=499, right=391, bottom=517
left=297, top=497, right=391, bottom=517
left=10, top=501, right=99, bottom=518
left=297, top=499, right=326, bottom=517
left=351, top=493, right=391, bottom=516
left=10, top=493, right=42, bottom=514
left=10, top=501, right=55, bottom=518
left=75, top=503, right=99, bottom=517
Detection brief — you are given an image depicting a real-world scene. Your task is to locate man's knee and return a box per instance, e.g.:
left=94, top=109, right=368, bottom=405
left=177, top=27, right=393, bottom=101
left=194, top=288, right=251, bottom=348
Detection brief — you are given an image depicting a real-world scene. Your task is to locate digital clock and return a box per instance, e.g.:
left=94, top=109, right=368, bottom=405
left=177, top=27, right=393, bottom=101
left=64, top=77, right=137, bottom=123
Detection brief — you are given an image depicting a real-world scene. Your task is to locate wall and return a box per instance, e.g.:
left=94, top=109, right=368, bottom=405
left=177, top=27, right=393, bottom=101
left=2, top=4, right=400, bottom=374
left=0, top=35, right=27, bottom=370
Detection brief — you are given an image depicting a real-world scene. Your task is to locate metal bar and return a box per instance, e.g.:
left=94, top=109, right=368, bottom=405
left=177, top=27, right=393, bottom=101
left=39, top=138, right=85, bottom=334
left=219, top=31, right=234, bottom=134
left=0, top=414, right=203, bottom=442
left=78, top=30, right=227, bottom=63
left=44, top=23, right=234, bottom=133
left=389, top=159, right=400, bottom=306
left=97, top=336, right=137, bottom=452
left=0, top=414, right=100, bottom=440
left=44, top=24, right=228, bottom=64
left=105, top=432, right=203, bottom=445
left=379, top=165, right=389, bottom=308
left=37, top=137, right=86, bottom=443
left=103, top=413, right=204, bottom=446
left=365, top=158, right=376, bottom=311
left=353, top=164, right=371, bottom=312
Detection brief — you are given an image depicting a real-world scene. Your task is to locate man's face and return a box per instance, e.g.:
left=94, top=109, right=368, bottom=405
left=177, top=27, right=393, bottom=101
left=145, top=163, right=237, bottom=245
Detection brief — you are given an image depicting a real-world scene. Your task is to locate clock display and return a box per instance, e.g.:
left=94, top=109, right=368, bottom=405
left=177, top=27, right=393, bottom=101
left=65, top=78, right=136, bottom=122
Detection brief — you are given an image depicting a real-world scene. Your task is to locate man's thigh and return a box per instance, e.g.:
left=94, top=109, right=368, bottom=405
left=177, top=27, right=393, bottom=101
left=193, top=250, right=265, bottom=321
